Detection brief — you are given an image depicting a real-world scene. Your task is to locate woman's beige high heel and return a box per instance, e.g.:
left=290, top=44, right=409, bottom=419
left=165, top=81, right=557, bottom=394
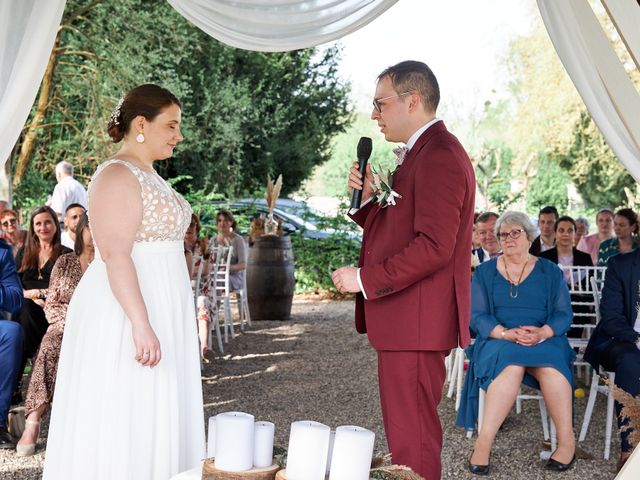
left=16, top=419, right=40, bottom=456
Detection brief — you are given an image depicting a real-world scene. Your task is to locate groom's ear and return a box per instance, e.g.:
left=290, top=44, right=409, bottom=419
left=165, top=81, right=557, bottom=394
left=407, top=93, right=420, bottom=112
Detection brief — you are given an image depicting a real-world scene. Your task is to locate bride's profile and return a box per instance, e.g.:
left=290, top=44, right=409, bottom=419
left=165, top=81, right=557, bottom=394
left=43, top=84, right=205, bottom=479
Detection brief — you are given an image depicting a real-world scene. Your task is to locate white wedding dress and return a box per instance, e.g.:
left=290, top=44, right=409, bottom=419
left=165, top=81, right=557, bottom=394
left=43, top=160, right=205, bottom=479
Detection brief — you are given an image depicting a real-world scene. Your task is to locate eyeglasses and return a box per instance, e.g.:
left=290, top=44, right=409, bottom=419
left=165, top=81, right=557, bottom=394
left=1, top=218, right=17, bottom=227
left=372, top=91, right=413, bottom=113
left=497, top=229, right=525, bottom=241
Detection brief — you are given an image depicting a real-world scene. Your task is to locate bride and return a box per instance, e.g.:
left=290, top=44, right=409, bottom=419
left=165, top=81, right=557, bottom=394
left=43, top=84, right=205, bottom=479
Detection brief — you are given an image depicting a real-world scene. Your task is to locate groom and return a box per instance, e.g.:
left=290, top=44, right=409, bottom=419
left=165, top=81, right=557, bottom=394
left=332, top=60, right=475, bottom=479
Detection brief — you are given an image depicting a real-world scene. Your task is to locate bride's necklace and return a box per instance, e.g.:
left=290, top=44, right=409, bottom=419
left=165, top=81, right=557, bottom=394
left=502, top=254, right=529, bottom=299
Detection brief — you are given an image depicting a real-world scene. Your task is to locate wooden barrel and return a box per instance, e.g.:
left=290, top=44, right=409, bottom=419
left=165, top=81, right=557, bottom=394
left=247, top=236, right=295, bottom=320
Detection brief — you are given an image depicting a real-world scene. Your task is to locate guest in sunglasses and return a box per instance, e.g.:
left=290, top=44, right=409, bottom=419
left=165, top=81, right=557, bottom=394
left=0, top=210, right=27, bottom=258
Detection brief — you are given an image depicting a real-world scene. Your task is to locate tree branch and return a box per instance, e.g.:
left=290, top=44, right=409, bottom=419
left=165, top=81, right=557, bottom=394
left=65, top=0, right=104, bottom=23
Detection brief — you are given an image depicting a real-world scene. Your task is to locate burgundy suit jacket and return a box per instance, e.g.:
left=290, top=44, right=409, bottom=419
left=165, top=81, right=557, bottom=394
left=350, top=121, right=475, bottom=351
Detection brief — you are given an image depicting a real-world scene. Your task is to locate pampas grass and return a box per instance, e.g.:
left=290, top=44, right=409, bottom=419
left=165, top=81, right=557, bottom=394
left=609, top=379, right=640, bottom=447
left=265, top=174, right=282, bottom=213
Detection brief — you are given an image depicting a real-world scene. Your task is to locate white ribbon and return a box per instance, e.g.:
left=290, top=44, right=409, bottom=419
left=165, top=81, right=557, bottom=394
left=384, top=190, right=402, bottom=207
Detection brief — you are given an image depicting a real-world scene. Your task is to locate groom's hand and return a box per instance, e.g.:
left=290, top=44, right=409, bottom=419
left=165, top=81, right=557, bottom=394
left=348, top=162, right=374, bottom=204
left=332, top=266, right=361, bottom=293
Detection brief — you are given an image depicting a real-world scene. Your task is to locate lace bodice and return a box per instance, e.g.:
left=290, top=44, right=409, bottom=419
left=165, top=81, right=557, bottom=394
left=88, top=159, right=192, bottom=242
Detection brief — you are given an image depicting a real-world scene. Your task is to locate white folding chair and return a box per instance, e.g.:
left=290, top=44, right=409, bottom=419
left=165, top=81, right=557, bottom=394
left=211, top=245, right=235, bottom=342
left=447, top=347, right=467, bottom=411
left=466, top=386, right=555, bottom=452
left=559, top=265, right=607, bottom=382
left=234, top=272, right=251, bottom=331
left=578, top=275, right=616, bottom=460
left=193, top=255, right=224, bottom=354
left=191, top=255, right=204, bottom=314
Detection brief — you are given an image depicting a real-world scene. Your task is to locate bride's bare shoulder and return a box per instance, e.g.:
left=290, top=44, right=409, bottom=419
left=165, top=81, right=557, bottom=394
left=90, top=160, right=140, bottom=198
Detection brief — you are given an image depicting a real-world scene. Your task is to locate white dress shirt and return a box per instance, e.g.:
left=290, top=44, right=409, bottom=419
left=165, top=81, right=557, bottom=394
left=61, top=231, right=75, bottom=250
left=50, top=176, right=88, bottom=216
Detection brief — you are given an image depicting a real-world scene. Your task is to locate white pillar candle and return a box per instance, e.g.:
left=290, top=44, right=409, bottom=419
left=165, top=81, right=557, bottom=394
left=206, top=416, right=216, bottom=459
left=328, top=425, right=375, bottom=480
left=253, top=421, right=275, bottom=468
left=215, top=411, right=255, bottom=471
left=325, top=430, right=336, bottom=475
left=285, top=420, right=331, bottom=480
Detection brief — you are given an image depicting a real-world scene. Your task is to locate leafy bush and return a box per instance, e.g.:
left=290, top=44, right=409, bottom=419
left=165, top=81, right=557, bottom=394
left=291, top=233, right=360, bottom=293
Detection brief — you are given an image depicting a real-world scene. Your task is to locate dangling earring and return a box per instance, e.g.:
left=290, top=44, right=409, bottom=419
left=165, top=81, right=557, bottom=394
left=136, top=132, right=145, bottom=143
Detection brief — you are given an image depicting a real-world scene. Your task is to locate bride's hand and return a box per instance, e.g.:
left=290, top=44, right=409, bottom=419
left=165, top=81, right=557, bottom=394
left=132, top=322, right=162, bottom=367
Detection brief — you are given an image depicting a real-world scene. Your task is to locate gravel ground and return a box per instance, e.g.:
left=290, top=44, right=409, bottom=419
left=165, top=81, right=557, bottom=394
left=0, top=299, right=621, bottom=479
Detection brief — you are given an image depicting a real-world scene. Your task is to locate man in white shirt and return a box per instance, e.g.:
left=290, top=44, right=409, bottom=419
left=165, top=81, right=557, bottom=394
left=60, top=204, right=86, bottom=249
left=47, top=161, right=87, bottom=221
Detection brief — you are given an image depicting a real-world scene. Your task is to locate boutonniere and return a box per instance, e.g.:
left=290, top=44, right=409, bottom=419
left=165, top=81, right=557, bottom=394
left=471, top=251, right=481, bottom=272
left=370, top=165, right=402, bottom=207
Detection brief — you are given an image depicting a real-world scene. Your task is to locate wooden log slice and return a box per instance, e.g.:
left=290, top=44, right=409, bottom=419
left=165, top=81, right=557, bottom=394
left=202, top=459, right=280, bottom=480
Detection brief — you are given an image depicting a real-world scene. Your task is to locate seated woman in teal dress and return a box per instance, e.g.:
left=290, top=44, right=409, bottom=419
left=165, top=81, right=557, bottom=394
left=456, top=211, right=576, bottom=475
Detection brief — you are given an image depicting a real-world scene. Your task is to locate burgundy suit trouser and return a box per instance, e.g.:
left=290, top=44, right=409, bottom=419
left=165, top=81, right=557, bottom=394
left=377, top=349, right=448, bottom=480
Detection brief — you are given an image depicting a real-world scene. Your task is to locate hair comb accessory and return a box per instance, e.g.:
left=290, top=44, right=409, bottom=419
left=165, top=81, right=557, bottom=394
left=110, top=96, right=125, bottom=125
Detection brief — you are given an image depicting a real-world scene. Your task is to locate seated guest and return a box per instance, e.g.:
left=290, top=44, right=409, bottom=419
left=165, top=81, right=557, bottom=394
left=0, top=209, right=27, bottom=257
left=0, top=238, right=24, bottom=449
left=12, top=207, right=72, bottom=389
left=540, top=216, right=593, bottom=337
left=577, top=208, right=614, bottom=264
left=529, top=205, right=559, bottom=255
left=185, top=214, right=212, bottom=356
left=597, top=208, right=638, bottom=266
left=212, top=210, right=247, bottom=292
left=574, top=217, right=589, bottom=246
left=473, top=212, right=500, bottom=263
left=60, top=203, right=86, bottom=250
left=584, top=248, right=640, bottom=471
left=16, top=214, right=93, bottom=456
left=184, top=213, right=208, bottom=261
left=457, top=211, right=575, bottom=474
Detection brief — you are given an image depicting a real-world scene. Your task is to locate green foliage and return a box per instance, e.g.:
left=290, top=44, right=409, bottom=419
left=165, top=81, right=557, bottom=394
left=556, top=112, right=636, bottom=209
left=305, top=112, right=394, bottom=197
left=289, top=200, right=360, bottom=293
left=12, top=168, right=53, bottom=217
left=291, top=233, right=360, bottom=293
left=15, top=0, right=352, bottom=201
left=526, top=155, right=570, bottom=213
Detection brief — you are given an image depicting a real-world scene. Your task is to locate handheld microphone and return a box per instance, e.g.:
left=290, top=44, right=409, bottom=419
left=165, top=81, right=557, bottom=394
left=350, top=136, right=373, bottom=209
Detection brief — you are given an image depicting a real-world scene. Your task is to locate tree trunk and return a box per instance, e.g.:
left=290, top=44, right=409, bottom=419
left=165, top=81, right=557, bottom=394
left=12, top=34, right=60, bottom=187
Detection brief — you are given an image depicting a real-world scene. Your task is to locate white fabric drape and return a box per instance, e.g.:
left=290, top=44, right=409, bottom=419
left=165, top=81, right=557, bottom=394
left=0, top=0, right=66, bottom=169
left=602, top=0, right=640, bottom=70
left=537, top=0, right=640, bottom=183
left=167, top=0, right=398, bottom=52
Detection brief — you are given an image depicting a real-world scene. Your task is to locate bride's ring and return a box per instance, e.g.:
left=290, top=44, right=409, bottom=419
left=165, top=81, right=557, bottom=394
left=143, top=351, right=150, bottom=356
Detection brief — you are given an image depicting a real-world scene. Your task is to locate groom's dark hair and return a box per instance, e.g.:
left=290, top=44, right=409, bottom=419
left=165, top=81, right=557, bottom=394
left=378, top=61, right=440, bottom=114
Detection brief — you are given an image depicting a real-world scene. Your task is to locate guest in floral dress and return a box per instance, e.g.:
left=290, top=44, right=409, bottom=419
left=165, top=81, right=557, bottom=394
left=13, top=206, right=72, bottom=393
left=16, top=213, right=93, bottom=456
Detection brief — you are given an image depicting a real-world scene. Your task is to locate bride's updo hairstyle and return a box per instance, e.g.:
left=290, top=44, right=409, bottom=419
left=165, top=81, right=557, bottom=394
left=107, top=84, right=181, bottom=143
